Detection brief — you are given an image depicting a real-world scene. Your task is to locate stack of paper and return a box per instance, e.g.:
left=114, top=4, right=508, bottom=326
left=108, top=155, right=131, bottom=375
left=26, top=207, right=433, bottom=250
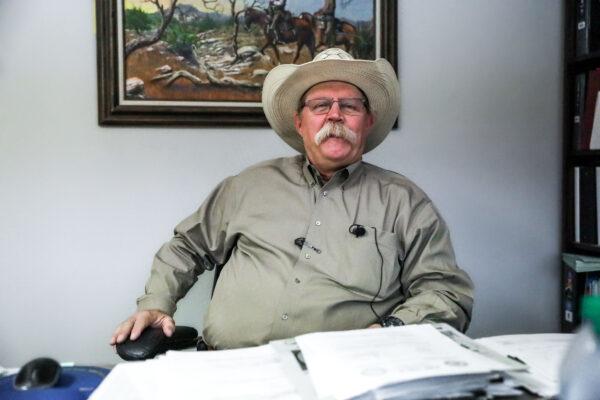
left=295, top=325, right=525, bottom=400
left=91, top=324, right=529, bottom=400
left=90, top=345, right=306, bottom=400
left=475, top=333, right=573, bottom=398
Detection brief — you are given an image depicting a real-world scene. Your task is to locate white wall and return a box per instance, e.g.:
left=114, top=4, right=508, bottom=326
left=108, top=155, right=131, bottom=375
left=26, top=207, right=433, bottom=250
left=0, top=0, right=563, bottom=366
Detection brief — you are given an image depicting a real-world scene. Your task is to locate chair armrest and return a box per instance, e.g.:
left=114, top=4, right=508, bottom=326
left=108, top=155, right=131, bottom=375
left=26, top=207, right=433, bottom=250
left=116, top=326, right=199, bottom=361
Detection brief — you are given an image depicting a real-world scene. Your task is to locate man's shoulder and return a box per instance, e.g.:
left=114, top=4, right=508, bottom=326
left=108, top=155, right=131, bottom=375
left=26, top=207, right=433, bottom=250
left=234, top=155, right=303, bottom=181
left=360, top=162, right=438, bottom=217
left=361, top=162, right=427, bottom=194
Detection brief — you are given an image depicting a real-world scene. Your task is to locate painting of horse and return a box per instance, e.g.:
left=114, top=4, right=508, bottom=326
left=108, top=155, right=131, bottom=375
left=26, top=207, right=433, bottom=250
left=97, top=0, right=394, bottom=126
left=243, top=7, right=316, bottom=64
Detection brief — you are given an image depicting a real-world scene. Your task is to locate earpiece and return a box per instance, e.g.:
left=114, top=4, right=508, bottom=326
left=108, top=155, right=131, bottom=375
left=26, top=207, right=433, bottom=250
left=349, top=224, right=366, bottom=238
left=348, top=223, right=385, bottom=323
left=294, top=237, right=306, bottom=249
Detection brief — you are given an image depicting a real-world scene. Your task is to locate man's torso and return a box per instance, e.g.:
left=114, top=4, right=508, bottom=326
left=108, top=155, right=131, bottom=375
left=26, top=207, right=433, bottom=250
left=203, top=155, right=431, bottom=348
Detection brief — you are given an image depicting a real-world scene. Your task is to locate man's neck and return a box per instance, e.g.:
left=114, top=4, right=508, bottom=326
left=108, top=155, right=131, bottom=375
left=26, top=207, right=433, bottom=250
left=306, top=157, right=362, bottom=182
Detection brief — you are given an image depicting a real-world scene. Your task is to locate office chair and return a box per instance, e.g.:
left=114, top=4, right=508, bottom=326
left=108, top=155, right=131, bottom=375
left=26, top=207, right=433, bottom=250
left=116, top=264, right=222, bottom=361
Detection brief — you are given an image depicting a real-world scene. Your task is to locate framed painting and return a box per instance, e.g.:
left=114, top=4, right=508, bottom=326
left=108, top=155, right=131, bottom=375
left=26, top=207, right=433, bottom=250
left=96, top=0, right=398, bottom=127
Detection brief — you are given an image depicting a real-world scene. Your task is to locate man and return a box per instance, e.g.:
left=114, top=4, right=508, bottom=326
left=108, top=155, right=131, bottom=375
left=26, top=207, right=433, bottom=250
left=111, top=49, right=474, bottom=350
left=314, top=0, right=336, bottom=47
left=268, top=0, right=287, bottom=44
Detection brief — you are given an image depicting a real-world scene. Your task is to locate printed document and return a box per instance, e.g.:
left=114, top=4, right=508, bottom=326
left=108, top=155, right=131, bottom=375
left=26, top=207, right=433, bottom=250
left=90, top=345, right=303, bottom=400
left=475, top=333, right=573, bottom=397
left=295, top=324, right=523, bottom=400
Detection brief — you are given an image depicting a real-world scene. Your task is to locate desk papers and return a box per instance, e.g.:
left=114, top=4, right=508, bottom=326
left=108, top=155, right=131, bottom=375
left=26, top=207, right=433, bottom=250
left=295, top=324, right=524, bottom=400
left=91, top=324, right=526, bottom=400
left=90, top=345, right=304, bottom=400
left=475, top=333, right=573, bottom=397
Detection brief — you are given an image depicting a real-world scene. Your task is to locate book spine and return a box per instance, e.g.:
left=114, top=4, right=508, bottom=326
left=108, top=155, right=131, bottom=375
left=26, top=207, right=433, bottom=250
left=574, top=73, right=587, bottom=150
left=561, top=262, right=585, bottom=332
left=597, top=167, right=600, bottom=244
left=576, top=0, right=590, bottom=56
left=580, top=166, right=598, bottom=244
left=590, top=0, right=600, bottom=53
left=575, top=167, right=581, bottom=243
left=580, top=69, right=600, bottom=150
left=589, top=92, right=600, bottom=149
left=584, top=271, right=600, bottom=295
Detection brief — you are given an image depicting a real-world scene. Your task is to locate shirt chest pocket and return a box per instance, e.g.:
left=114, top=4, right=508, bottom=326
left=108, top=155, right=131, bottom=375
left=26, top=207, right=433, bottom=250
left=324, top=227, right=400, bottom=299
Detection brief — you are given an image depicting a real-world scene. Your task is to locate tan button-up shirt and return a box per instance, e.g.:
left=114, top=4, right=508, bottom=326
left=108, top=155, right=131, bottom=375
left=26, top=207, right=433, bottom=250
left=137, top=155, right=474, bottom=349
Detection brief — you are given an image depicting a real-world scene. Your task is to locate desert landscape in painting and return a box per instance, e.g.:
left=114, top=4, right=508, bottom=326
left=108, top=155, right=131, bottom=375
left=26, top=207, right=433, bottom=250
left=122, top=0, right=375, bottom=103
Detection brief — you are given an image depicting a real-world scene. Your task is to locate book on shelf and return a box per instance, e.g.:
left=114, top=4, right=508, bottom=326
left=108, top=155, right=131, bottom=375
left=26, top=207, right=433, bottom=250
left=563, top=252, right=600, bottom=272
left=573, top=166, right=599, bottom=244
left=574, top=73, right=587, bottom=150
left=576, top=0, right=589, bottom=56
left=90, top=324, right=547, bottom=400
left=575, top=0, right=600, bottom=56
left=585, top=271, right=600, bottom=295
left=561, top=253, right=600, bottom=332
left=575, top=167, right=581, bottom=243
left=590, top=91, right=600, bottom=149
left=580, top=69, right=600, bottom=149
left=581, top=166, right=598, bottom=243
left=561, top=258, right=586, bottom=331
left=590, top=0, right=600, bottom=53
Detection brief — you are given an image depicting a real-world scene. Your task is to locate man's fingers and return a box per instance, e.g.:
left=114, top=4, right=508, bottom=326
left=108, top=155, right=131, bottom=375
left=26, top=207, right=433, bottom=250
left=162, top=317, right=175, bottom=337
left=130, top=313, right=151, bottom=341
left=110, top=310, right=173, bottom=346
left=110, top=318, right=135, bottom=345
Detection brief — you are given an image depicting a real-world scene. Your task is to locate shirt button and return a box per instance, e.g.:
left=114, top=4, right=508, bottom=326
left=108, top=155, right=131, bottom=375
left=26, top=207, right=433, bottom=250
left=295, top=278, right=301, bottom=283
left=282, top=313, right=288, bottom=320
left=315, top=220, right=321, bottom=226
left=322, top=191, right=328, bottom=197
left=305, top=253, right=311, bottom=259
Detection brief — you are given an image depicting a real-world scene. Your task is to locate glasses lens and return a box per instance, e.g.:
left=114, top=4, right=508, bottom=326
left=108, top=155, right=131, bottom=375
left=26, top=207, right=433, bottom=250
left=307, top=98, right=333, bottom=114
left=305, top=98, right=365, bottom=115
left=339, top=99, right=365, bottom=115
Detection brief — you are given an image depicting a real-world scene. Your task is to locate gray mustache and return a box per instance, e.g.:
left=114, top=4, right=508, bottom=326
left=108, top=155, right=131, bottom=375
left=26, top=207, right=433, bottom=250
left=314, top=122, right=358, bottom=146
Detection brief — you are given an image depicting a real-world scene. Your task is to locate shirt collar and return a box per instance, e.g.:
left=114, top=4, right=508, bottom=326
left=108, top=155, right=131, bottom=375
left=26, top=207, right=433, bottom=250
left=301, top=157, right=362, bottom=188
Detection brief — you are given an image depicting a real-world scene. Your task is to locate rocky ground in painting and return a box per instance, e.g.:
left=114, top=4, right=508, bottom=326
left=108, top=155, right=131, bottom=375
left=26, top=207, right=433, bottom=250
left=124, top=30, right=315, bottom=103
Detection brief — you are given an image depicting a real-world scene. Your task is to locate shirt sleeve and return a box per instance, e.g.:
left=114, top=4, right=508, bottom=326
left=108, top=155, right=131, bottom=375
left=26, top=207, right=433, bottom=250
left=390, top=201, right=474, bottom=332
left=136, top=176, right=238, bottom=315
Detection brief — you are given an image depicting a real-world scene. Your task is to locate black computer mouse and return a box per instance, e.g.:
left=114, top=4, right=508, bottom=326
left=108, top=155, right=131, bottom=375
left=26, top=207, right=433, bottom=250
left=13, top=357, right=61, bottom=390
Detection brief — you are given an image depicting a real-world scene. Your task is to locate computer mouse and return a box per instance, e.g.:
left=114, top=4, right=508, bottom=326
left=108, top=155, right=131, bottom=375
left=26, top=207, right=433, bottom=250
left=13, top=357, right=61, bottom=390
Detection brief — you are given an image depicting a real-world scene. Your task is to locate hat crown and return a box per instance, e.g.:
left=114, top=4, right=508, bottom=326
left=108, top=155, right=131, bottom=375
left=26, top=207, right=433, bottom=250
left=312, top=48, right=354, bottom=62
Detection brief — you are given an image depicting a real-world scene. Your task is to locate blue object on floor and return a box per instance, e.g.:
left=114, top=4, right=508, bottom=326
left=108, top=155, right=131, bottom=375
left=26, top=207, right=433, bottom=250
left=0, top=366, right=110, bottom=400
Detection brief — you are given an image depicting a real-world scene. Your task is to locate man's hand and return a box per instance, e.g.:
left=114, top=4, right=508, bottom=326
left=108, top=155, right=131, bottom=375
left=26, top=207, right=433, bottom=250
left=110, top=310, right=175, bottom=346
left=368, top=323, right=382, bottom=329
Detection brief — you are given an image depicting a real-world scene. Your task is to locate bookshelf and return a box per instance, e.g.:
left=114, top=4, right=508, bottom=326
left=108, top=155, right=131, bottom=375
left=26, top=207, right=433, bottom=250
left=562, top=0, right=600, bottom=332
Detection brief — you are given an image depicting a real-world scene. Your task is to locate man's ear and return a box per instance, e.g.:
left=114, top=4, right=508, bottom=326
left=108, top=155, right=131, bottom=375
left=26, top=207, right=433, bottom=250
left=365, top=112, right=375, bottom=135
left=294, top=112, right=303, bottom=137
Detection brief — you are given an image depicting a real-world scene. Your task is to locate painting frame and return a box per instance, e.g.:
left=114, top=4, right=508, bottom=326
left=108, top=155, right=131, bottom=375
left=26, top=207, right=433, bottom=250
left=96, top=0, right=398, bottom=127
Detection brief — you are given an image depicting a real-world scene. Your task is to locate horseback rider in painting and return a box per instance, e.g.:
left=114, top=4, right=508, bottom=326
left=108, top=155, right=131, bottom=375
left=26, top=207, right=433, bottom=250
left=314, top=0, right=336, bottom=47
left=268, top=0, right=288, bottom=43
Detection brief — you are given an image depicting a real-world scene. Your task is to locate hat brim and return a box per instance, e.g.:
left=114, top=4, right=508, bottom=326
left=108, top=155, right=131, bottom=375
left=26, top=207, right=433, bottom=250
left=262, top=57, right=400, bottom=154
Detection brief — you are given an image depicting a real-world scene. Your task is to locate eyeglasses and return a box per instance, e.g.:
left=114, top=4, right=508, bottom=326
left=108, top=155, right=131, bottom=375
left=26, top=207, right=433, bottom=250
left=302, top=97, right=367, bottom=116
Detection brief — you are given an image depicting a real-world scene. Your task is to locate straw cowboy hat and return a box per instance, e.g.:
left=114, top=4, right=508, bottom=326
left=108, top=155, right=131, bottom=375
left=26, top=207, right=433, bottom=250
left=262, top=48, right=400, bottom=154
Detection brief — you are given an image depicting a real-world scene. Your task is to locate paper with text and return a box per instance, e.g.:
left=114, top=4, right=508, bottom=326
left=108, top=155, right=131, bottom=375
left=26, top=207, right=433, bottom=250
left=295, top=325, right=520, bottom=400
left=90, top=345, right=303, bottom=400
left=475, top=333, right=573, bottom=397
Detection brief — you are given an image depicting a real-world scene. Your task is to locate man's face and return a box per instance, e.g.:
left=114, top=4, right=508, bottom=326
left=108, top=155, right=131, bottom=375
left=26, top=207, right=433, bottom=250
left=294, top=81, right=374, bottom=176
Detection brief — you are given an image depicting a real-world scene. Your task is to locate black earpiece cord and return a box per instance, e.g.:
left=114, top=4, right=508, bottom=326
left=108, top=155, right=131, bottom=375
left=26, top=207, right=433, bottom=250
left=368, top=226, right=384, bottom=323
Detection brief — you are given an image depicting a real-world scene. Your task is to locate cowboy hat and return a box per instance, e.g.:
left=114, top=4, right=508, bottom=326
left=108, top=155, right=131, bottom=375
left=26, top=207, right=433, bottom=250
left=262, top=48, right=400, bottom=154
